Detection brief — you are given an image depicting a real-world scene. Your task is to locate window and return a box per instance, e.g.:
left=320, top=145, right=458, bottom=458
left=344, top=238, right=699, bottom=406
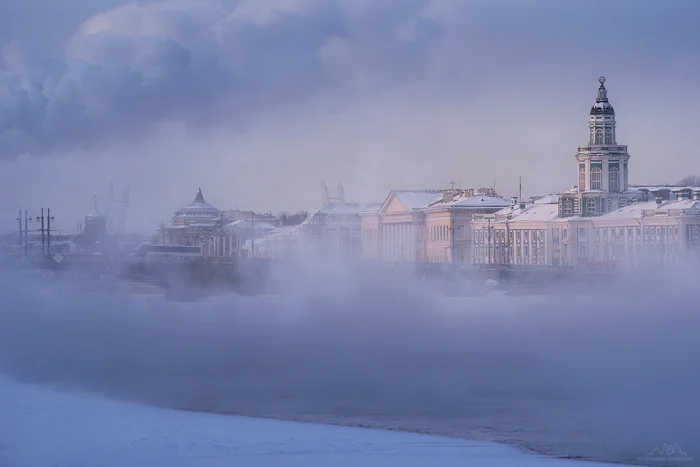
left=604, top=129, right=613, bottom=144
left=579, top=167, right=586, bottom=191
left=587, top=198, right=597, bottom=214
left=591, top=167, right=603, bottom=190
left=563, top=199, right=573, bottom=215
left=609, top=167, right=620, bottom=192
left=595, top=129, right=603, bottom=144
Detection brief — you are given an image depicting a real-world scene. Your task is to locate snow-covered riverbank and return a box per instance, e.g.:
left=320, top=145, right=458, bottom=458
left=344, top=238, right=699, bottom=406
left=1, top=376, right=636, bottom=467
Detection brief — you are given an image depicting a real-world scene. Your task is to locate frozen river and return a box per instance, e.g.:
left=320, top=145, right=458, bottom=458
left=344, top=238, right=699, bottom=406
left=1, top=273, right=698, bottom=466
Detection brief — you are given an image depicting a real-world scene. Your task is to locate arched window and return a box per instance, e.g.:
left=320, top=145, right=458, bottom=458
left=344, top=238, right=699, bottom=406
left=604, top=129, right=613, bottom=144
left=594, top=129, right=604, bottom=144
left=590, top=129, right=596, bottom=145
left=609, top=167, right=620, bottom=192
left=579, top=167, right=586, bottom=191
left=563, top=199, right=573, bottom=215
left=591, top=167, right=603, bottom=190
left=587, top=198, right=597, bottom=214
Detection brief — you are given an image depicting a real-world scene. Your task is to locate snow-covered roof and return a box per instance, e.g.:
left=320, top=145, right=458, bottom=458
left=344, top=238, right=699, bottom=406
left=225, top=219, right=277, bottom=231
left=259, top=225, right=301, bottom=240
left=303, top=202, right=381, bottom=224
left=477, top=195, right=559, bottom=224
left=599, top=199, right=700, bottom=220
left=393, top=190, right=443, bottom=210
left=631, top=185, right=700, bottom=192
left=534, top=194, right=559, bottom=204
left=174, top=189, right=219, bottom=217
left=510, top=203, right=560, bottom=222
left=188, top=222, right=218, bottom=227
left=315, top=202, right=381, bottom=215
left=431, top=194, right=511, bottom=210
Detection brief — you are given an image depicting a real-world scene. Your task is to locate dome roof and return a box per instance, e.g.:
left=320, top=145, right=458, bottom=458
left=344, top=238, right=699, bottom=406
left=175, top=188, right=220, bottom=217
left=86, top=195, right=105, bottom=220
left=590, top=101, right=615, bottom=115
left=590, top=76, right=615, bottom=115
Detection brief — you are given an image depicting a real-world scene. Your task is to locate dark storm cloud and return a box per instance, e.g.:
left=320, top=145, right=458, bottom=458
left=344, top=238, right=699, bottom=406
left=0, top=0, right=699, bottom=159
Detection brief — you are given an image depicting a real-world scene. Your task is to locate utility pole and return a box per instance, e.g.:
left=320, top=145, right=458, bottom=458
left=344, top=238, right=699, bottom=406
left=487, top=218, right=492, bottom=265
left=251, top=211, right=256, bottom=260
left=46, top=208, right=54, bottom=257
left=38, top=208, right=46, bottom=256
left=24, top=209, right=31, bottom=255
left=450, top=207, right=456, bottom=265
left=16, top=210, right=22, bottom=255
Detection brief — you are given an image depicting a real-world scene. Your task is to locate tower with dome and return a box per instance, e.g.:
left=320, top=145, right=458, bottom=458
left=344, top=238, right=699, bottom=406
left=558, top=77, right=643, bottom=217
left=158, top=188, right=221, bottom=247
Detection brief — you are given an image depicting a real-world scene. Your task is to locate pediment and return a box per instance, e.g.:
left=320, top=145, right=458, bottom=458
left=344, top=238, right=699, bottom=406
left=380, top=192, right=408, bottom=214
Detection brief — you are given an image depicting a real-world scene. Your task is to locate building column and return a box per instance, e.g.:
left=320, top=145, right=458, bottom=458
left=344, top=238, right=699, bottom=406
left=602, top=159, right=609, bottom=192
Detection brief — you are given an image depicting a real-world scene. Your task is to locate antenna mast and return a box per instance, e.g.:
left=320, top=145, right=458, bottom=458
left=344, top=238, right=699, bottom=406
left=519, top=176, right=522, bottom=202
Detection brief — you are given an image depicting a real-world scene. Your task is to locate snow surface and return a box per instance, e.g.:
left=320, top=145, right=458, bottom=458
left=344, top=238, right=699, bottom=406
left=440, top=194, right=511, bottom=209
left=394, top=190, right=444, bottom=210
left=0, top=376, right=631, bottom=467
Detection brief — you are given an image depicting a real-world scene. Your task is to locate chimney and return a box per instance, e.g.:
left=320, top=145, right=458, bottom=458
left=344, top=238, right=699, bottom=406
left=694, top=191, right=700, bottom=200
left=655, top=196, right=663, bottom=207
left=519, top=202, right=526, bottom=210
left=574, top=185, right=579, bottom=192
left=510, top=197, right=518, bottom=206
left=443, top=191, right=454, bottom=203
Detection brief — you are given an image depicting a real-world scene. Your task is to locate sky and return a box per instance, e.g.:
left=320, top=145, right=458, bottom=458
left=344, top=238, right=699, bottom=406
left=1, top=0, right=699, bottom=233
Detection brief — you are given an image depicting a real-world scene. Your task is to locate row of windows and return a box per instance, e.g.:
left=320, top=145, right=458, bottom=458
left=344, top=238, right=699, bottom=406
left=593, top=243, right=682, bottom=262
left=474, top=245, right=546, bottom=265
left=473, top=226, right=684, bottom=247
left=474, top=229, right=551, bottom=246
left=578, top=167, right=620, bottom=192
left=595, top=226, right=680, bottom=242
left=431, top=225, right=449, bottom=241
left=590, top=128, right=615, bottom=145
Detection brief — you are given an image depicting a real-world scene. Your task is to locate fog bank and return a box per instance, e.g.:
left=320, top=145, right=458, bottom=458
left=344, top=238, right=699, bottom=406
left=0, top=265, right=698, bottom=465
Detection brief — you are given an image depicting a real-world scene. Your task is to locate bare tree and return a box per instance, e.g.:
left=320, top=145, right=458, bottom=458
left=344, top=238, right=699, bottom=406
left=677, top=175, right=700, bottom=186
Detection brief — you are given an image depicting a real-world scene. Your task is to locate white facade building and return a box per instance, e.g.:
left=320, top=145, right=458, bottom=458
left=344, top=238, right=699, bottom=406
left=298, top=201, right=382, bottom=261
left=472, top=77, right=700, bottom=268
left=361, top=189, right=510, bottom=264
left=158, top=188, right=220, bottom=253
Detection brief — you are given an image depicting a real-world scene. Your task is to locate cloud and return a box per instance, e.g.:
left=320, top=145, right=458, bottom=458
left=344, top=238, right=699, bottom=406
left=0, top=0, right=444, bottom=159
left=1, top=0, right=700, bottom=162
left=1, top=0, right=700, bottom=231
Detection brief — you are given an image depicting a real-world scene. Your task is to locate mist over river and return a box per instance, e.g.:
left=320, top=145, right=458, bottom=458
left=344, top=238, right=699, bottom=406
left=1, top=265, right=698, bottom=466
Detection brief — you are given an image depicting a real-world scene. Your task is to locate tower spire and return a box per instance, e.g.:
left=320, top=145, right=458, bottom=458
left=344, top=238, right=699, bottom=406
left=194, top=187, right=205, bottom=203
left=596, top=76, right=608, bottom=102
